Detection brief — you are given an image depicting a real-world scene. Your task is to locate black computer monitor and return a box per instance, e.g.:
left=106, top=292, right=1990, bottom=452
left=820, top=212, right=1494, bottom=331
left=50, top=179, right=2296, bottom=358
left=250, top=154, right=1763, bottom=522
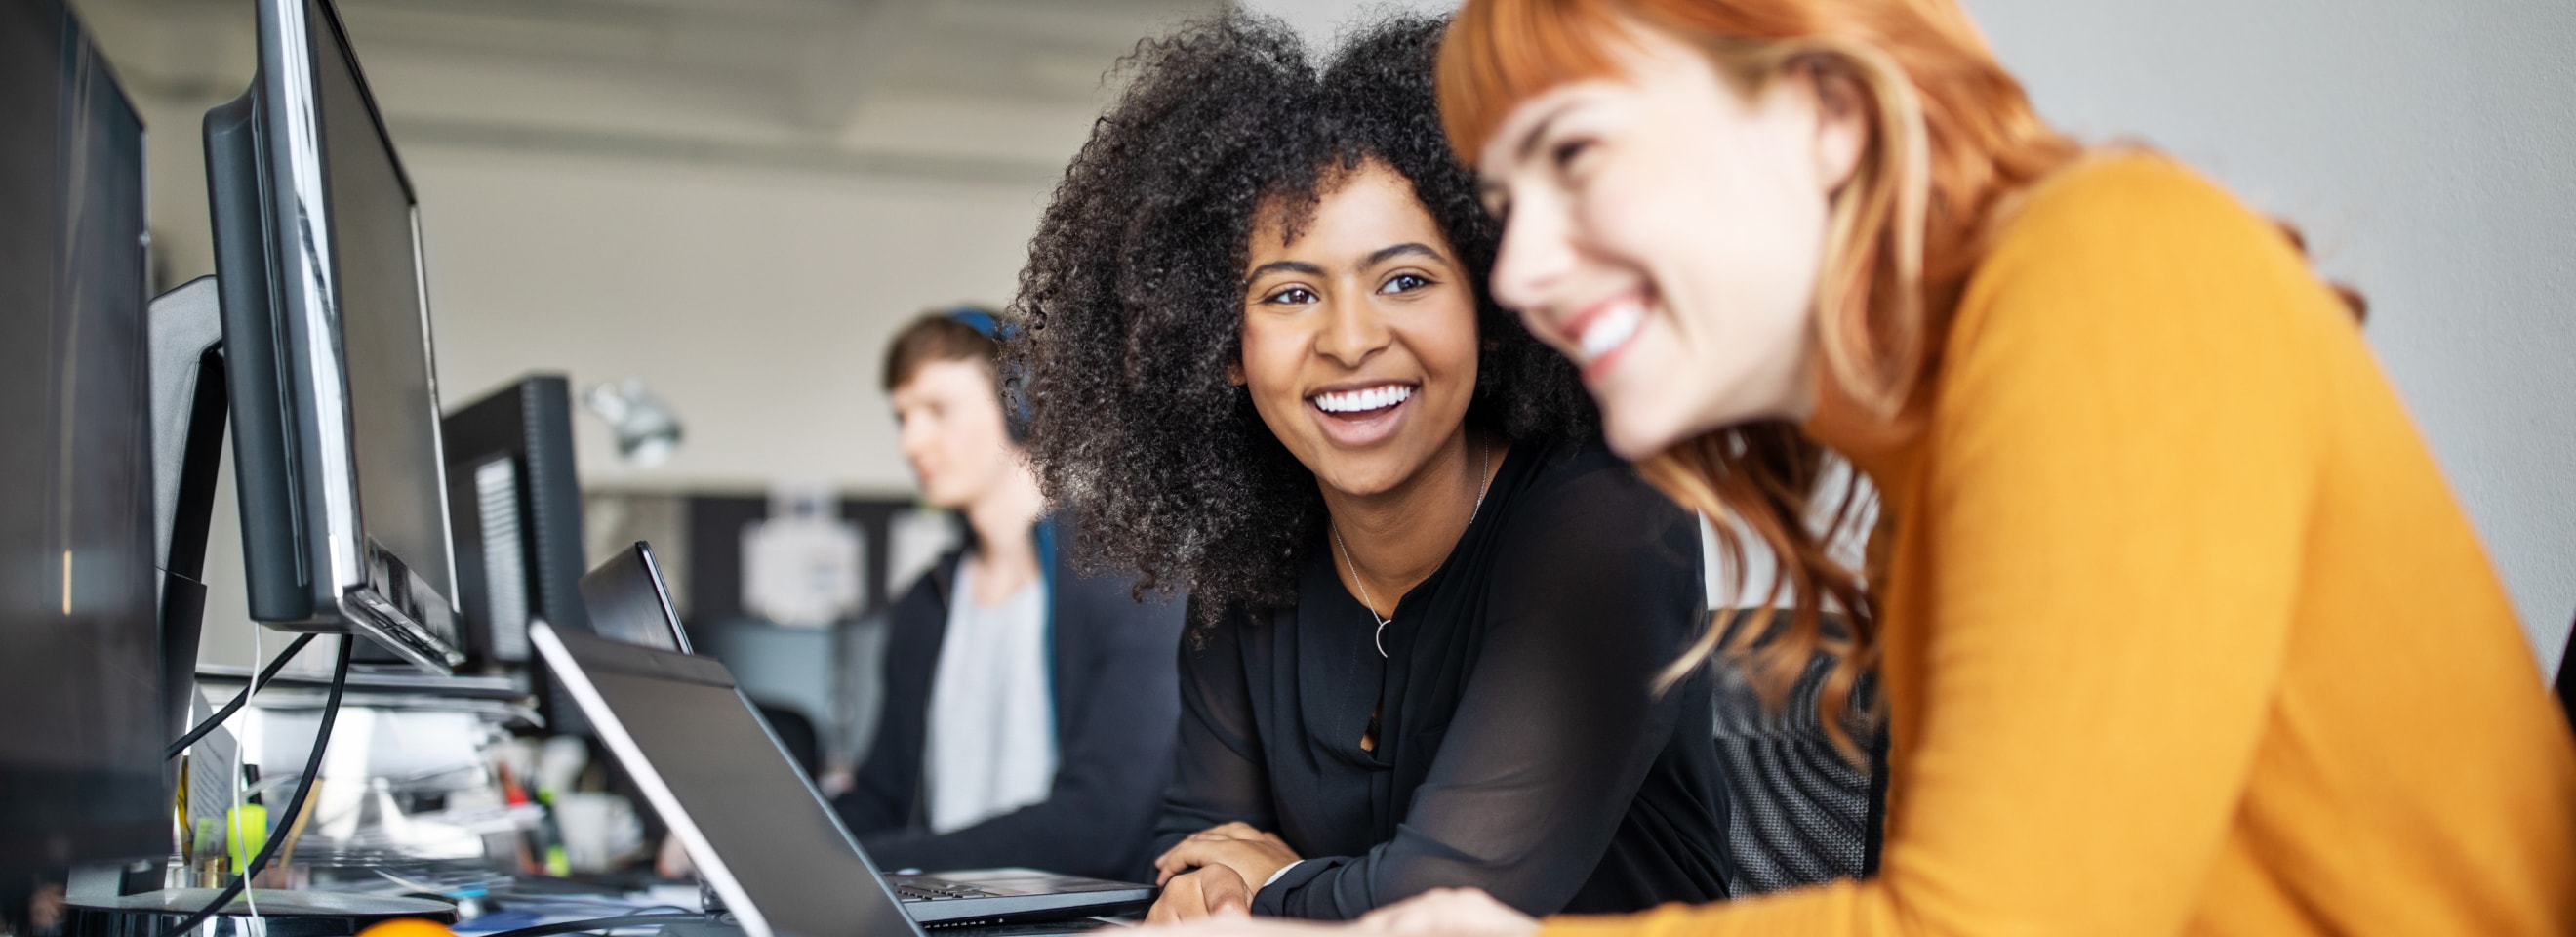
left=203, top=0, right=463, bottom=672
left=442, top=374, right=592, bottom=669
left=0, top=0, right=164, bottom=876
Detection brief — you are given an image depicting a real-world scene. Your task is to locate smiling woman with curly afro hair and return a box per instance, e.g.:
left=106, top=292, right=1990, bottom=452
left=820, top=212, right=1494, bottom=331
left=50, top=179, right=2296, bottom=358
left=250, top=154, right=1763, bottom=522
left=1012, top=13, right=1593, bottom=614
left=1011, top=11, right=1732, bottom=923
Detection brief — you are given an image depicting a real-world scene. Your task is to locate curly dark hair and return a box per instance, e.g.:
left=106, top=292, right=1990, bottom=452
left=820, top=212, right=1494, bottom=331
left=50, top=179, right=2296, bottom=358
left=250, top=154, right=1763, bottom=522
left=1008, top=11, right=1595, bottom=619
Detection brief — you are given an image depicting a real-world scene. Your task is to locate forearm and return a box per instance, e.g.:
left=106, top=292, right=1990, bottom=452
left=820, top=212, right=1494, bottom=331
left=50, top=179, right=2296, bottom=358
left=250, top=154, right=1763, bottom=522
left=860, top=800, right=1133, bottom=878
left=1251, top=855, right=1366, bottom=920
left=831, top=759, right=911, bottom=836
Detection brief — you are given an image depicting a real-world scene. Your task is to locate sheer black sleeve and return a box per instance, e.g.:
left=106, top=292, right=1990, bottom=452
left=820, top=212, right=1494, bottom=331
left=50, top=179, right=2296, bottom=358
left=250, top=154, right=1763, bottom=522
left=1152, top=600, right=1279, bottom=859
left=1256, top=460, right=1708, bottom=918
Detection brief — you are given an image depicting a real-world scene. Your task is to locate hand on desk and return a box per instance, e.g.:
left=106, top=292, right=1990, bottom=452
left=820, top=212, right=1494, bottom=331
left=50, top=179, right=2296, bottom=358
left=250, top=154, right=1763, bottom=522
left=1147, top=865, right=1254, bottom=923
left=1148, top=822, right=1303, bottom=922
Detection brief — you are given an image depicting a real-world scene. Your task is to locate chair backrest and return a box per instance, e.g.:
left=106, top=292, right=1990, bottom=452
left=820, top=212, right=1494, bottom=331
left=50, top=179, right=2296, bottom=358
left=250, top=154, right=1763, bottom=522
left=1705, top=608, right=1883, bottom=895
left=757, top=701, right=824, bottom=781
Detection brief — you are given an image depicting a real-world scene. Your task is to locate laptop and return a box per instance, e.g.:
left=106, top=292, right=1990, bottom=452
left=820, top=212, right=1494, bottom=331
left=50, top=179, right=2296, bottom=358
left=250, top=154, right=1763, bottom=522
left=579, top=541, right=695, bottom=653
left=538, top=600, right=1155, bottom=934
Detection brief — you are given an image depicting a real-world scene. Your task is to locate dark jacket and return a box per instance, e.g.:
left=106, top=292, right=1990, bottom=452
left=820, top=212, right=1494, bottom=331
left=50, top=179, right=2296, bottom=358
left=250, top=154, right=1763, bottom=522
left=832, top=516, right=1187, bottom=881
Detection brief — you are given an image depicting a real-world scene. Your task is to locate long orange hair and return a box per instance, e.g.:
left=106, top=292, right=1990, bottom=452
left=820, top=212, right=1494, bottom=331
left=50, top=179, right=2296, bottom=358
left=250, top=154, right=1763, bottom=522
left=1437, top=0, right=2083, bottom=757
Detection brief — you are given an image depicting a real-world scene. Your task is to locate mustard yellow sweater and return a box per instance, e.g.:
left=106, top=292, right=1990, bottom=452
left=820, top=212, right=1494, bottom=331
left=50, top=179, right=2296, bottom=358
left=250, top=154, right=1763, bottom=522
left=1548, top=155, right=2576, bottom=935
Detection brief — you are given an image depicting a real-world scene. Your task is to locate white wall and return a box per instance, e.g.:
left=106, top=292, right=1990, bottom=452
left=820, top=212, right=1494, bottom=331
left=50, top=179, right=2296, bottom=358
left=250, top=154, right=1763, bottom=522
left=1964, top=0, right=2576, bottom=664
left=173, top=145, right=1060, bottom=671
left=407, top=144, right=1055, bottom=493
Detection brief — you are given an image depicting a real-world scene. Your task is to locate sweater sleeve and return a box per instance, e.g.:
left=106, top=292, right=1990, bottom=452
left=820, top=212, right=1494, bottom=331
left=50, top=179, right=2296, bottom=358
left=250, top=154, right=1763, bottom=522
left=1538, top=156, right=2347, bottom=936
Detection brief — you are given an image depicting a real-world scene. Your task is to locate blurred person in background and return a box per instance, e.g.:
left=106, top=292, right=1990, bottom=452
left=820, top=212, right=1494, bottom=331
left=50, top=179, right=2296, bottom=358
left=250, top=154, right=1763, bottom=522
left=829, top=307, right=1188, bottom=881
left=1139, top=0, right=2576, bottom=934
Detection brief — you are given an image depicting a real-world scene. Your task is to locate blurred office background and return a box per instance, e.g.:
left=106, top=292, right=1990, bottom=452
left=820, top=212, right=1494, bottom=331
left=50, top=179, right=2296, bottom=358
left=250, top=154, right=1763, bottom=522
left=67, top=0, right=2576, bottom=780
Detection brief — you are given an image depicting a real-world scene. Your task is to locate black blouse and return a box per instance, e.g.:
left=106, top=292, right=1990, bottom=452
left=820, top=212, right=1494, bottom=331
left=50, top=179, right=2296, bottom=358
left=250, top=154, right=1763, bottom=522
left=1155, top=442, right=1730, bottom=920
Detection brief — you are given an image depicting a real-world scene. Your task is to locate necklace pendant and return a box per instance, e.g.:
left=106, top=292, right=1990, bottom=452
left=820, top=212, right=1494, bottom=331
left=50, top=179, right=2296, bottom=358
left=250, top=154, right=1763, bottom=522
left=1333, top=432, right=1486, bottom=663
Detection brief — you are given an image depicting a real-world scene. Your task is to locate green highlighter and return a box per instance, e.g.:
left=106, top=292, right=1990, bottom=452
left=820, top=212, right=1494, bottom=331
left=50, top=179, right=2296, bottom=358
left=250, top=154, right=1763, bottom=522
left=225, top=766, right=269, bottom=872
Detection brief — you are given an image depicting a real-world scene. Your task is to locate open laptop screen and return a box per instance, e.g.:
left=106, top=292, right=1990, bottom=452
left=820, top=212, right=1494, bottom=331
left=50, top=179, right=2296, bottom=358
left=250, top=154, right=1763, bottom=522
left=578, top=541, right=692, bottom=652
left=532, top=623, right=914, bottom=937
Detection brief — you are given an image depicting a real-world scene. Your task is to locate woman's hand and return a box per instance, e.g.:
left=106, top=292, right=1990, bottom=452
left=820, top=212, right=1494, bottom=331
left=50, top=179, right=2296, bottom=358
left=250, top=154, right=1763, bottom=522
left=1356, top=889, right=1540, bottom=937
left=1155, top=822, right=1305, bottom=891
left=1147, top=865, right=1255, bottom=923
left=1146, top=822, right=1303, bottom=923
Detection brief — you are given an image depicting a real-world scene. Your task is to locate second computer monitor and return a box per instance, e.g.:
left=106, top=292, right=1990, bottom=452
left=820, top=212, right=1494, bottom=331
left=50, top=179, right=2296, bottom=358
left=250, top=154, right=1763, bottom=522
left=442, top=374, right=591, bottom=668
left=204, top=0, right=461, bottom=670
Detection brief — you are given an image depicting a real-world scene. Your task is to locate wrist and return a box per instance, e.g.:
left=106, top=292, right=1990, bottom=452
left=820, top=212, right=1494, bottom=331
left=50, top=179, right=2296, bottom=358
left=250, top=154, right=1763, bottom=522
left=1260, top=859, right=1304, bottom=888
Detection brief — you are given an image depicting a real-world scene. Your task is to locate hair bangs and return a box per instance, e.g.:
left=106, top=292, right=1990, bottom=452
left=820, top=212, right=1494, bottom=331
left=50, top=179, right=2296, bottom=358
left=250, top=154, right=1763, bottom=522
left=1436, top=0, right=1630, bottom=167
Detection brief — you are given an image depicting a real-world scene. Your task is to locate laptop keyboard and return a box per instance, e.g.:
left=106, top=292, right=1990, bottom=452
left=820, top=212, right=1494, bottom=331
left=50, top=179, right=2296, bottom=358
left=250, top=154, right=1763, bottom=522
left=894, top=879, right=1002, bottom=901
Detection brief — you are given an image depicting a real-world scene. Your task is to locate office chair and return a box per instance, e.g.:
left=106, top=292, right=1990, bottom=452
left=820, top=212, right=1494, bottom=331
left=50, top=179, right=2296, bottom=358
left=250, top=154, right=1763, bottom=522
left=756, top=702, right=824, bottom=782
left=1705, top=608, right=1884, bottom=895
left=2556, top=610, right=2574, bottom=735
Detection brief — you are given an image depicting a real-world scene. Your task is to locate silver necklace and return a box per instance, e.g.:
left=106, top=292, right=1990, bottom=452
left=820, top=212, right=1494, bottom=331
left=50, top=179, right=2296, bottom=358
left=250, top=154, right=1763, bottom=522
left=1332, top=436, right=1492, bottom=658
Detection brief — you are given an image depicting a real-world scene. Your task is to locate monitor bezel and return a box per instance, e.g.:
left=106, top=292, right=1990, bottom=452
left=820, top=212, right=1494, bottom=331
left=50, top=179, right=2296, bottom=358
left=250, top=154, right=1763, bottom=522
left=253, top=0, right=462, bottom=670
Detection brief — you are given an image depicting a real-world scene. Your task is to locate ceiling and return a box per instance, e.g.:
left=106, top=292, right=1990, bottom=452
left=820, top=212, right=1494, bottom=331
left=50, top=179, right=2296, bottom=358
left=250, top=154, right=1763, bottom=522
left=71, top=0, right=1223, bottom=183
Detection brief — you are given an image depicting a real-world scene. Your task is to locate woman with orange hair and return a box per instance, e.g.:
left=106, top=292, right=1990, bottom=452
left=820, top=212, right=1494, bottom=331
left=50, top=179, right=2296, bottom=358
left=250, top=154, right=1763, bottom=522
left=1141, top=0, right=2576, bottom=934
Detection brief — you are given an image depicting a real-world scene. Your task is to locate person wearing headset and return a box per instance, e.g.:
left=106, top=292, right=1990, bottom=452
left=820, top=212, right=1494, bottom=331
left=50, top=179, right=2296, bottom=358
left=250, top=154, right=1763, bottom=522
left=830, top=306, right=1189, bottom=882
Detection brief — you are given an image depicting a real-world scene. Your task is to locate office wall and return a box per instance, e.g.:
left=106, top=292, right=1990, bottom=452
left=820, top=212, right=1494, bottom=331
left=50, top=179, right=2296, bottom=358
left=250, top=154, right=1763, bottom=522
left=181, top=147, right=1053, bottom=671
left=1965, top=0, right=2576, bottom=663
left=406, top=145, right=1053, bottom=494
left=130, top=98, right=1052, bottom=495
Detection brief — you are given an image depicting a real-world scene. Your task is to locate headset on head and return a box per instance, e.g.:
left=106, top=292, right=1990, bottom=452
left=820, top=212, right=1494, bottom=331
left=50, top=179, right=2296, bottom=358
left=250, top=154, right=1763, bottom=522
left=945, top=306, right=1057, bottom=617
left=946, top=305, right=1032, bottom=444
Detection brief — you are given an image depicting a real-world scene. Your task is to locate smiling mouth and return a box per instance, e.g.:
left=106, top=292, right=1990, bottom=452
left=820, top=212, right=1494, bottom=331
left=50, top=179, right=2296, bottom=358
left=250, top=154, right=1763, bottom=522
left=1563, top=293, right=1647, bottom=369
left=1309, top=383, right=1416, bottom=417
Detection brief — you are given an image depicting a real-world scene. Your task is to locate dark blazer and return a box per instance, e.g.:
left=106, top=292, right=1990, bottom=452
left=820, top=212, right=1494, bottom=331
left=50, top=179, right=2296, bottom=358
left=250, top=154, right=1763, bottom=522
left=832, top=516, right=1187, bottom=881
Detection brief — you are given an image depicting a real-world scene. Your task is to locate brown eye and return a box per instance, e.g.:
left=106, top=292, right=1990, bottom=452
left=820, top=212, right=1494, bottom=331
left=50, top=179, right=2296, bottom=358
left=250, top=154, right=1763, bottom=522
left=1266, top=286, right=1318, bottom=306
left=1550, top=138, right=1593, bottom=171
left=1379, top=273, right=1432, bottom=295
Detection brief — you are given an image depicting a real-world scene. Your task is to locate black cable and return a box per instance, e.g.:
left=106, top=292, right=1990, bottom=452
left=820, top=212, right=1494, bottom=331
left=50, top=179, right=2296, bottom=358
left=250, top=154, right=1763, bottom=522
left=471, top=913, right=706, bottom=937
left=155, top=636, right=352, bottom=937
left=166, top=632, right=318, bottom=760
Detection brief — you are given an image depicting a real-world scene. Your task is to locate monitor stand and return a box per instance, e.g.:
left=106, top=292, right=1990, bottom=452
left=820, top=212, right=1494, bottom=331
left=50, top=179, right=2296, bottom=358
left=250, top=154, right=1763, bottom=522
left=60, top=276, right=231, bottom=902
left=151, top=276, right=227, bottom=795
left=64, top=277, right=447, bottom=928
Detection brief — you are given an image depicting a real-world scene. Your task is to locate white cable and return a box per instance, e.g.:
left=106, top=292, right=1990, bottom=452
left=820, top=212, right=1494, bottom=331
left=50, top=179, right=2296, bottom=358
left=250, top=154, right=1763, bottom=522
left=238, top=626, right=262, bottom=919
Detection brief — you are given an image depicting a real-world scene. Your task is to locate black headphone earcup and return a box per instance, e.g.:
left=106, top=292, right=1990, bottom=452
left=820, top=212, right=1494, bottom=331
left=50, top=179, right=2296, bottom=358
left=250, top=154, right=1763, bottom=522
left=1000, top=362, right=1032, bottom=445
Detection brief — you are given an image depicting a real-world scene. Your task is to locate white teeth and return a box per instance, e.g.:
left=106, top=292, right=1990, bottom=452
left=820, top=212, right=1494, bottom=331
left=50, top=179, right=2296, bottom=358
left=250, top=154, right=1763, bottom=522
left=1312, top=384, right=1415, bottom=414
left=1577, top=302, right=1644, bottom=362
